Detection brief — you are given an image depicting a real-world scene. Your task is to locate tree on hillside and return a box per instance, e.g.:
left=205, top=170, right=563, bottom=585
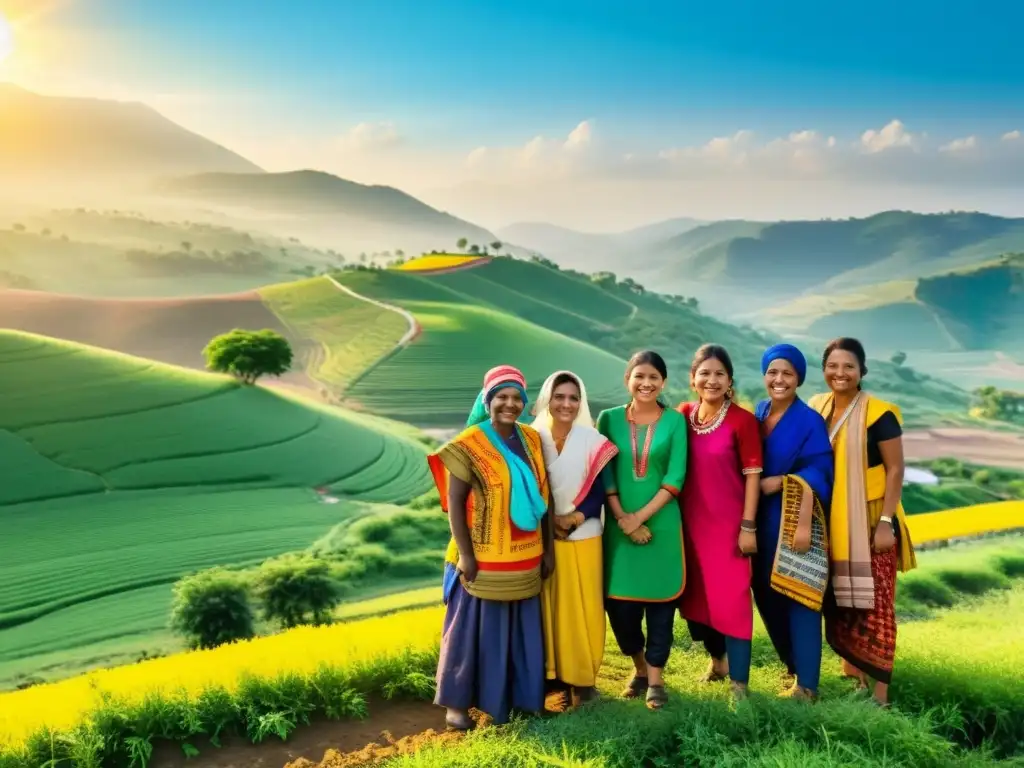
left=203, top=329, right=293, bottom=385
left=468, top=244, right=480, bottom=254
left=181, top=241, right=192, bottom=253
left=972, top=386, right=1023, bottom=424
left=891, top=351, right=907, bottom=367
left=255, top=555, right=345, bottom=629
left=490, top=240, right=503, bottom=254
left=170, top=568, right=255, bottom=650
left=456, top=237, right=468, bottom=251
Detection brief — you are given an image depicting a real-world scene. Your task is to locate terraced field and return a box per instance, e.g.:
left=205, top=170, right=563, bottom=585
left=333, top=270, right=627, bottom=424
left=259, top=277, right=410, bottom=395
left=0, top=330, right=432, bottom=683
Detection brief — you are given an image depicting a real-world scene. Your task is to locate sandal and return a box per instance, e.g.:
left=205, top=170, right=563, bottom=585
left=698, top=661, right=728, bottom=683
left=445, top=710, right=473, bottom=731
left=622, top=674, right=649, bottom=699
left=645, top=684, right=668, bottom=710
left=780, top=685, right=817, bottom=702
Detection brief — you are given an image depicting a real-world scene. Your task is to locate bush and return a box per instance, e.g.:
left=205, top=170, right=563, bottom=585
left=254, top=555, right=346, bottom=629
left=170, top=568, right=255, bottom=650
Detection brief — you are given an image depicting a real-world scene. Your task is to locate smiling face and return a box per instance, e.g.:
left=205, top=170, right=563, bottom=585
left=692, top=356, right=732, bottom=406
left=549, top=379, right=581, bottom=425
left=824, top=349, right=862, bottom=395
left=764, top=358, right=799, bottom=404
left=627, top=363, right=665, bottom=404
left=489, top=386, right=525, bottom=426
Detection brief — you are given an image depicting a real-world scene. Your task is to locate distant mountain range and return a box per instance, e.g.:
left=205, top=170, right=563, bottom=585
left=0, top=84, right=261, bottom=181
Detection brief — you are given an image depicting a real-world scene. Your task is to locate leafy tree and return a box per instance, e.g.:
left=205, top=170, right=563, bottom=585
left=170, top=568, right=255, bottom=650
left=254, top=555, right=345, bottom=629
left=972, top=386, right=1023, bottom=423
left=203, top=329, right=293, bottom=384
left=456, top=238, right=468, bottom=251
left=468, top=244, right=480, bottom=254
left=181, top=241, right=192, bottom=253
left=891, top=351, right=907, bottom=367
left=490, top=240, right=503, bottom=253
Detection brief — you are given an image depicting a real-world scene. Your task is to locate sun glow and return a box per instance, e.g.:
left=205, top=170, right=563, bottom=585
left=0, top=12, right=13, bottom=63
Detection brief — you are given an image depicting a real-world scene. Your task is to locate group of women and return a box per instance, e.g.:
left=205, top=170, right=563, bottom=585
left=426, top=337, right=917, bottom=730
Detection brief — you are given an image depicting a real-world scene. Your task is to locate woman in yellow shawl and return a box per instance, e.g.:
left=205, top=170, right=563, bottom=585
left=809, top=337, right=917, bottom=708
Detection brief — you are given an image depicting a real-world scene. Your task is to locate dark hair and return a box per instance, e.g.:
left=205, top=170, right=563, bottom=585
left=690, top=344, right=734, bottom=379
left=822, top=337, right=868, bottom=377
left=549, top=371, right=582, bottom=393
left=626, top=350, right=668, bottom=380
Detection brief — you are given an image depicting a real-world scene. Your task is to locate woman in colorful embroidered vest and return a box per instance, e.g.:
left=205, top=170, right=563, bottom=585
left=809, top=337, right=917, bottom=708
left=428, top=365, right=555, bottom=730
left=532, top=371, right=618, bottom=706
left=752, top=343, right=834, bottom=701
left=597, top=350, right=688, bottom=710
left=676, top=344, right=763, bottom=701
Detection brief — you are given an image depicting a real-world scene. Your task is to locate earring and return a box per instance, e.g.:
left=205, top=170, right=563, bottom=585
left=726, top=387, right=734, bottom=400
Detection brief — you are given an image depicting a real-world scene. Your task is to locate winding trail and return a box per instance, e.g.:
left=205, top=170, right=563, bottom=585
left=325, top=275, right=420, bottom=348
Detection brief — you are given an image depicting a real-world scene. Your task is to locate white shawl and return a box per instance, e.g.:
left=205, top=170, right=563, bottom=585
left=532, top=371, right=617, bottom=541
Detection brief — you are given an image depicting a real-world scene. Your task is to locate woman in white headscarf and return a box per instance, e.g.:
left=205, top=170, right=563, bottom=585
left=533, top=370, right=619, bottom=704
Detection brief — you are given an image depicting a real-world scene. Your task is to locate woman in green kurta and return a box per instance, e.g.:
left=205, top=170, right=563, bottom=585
left=597, top=350, right=688, bottom=710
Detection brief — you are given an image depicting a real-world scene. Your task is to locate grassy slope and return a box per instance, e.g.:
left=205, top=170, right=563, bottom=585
left=333, top=259, right=969, bottom=428
left=3, top=538, right=1022, bottom=767
left=0, top=330, right=432, bottom=684
left=333, top=268, right=628, bottom=424
left=259, top=276, right=409, bottom=392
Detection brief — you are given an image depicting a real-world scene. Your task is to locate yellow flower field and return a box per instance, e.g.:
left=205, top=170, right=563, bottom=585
left=394, top=254, right=485, bottom=272
left=906, top=500, right=1023, bottom=543
left=0, top=605, right=443, bottom=749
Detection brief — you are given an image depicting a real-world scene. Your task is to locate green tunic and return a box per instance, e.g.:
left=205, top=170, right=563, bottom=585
left=597, top=405, right=688, bottom=602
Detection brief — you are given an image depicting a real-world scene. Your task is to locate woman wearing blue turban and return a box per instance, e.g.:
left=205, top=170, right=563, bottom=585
left=752, top=343, right=835, bottom=701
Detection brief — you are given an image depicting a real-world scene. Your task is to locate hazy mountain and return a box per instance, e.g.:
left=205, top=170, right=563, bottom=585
left=648, top=211, right=1024, bottom=304
left=498, top=217, right=704, bottom=270
left=0, top=84, right=262, bottom=183
left=157, top=170, right=496, bottom=254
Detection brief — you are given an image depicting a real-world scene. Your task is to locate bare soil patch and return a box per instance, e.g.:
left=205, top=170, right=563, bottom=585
left=0, top=287, right=319, bottom=396
left=904, top=427, right=1024, bottom=469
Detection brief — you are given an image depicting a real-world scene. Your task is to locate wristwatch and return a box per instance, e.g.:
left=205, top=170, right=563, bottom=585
left=879, top=515, right=893, bottom=525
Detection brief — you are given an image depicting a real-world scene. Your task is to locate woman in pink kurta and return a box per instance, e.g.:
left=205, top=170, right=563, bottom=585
left=677, top=344, right=763, bottom=699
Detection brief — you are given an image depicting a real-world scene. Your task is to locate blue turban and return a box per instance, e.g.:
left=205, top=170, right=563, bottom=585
left=761, top=343, right=807, bottom=386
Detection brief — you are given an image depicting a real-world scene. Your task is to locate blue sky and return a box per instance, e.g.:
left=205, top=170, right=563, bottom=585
left=4, top=0, right=1024, bottom=227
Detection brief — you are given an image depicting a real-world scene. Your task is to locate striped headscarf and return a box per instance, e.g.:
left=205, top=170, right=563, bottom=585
left=466, top=365, right=529, bottom=426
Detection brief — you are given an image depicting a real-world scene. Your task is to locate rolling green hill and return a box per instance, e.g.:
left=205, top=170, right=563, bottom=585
left=646, top=211, right=1024, bottom=308
left=323, top=257, right=968, bottom=427
left=0, top=330, right=432, bottom=680
left=762, top=254, right=1024, bottom=358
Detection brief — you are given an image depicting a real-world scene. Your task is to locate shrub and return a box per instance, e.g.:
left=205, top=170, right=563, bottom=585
left=169, top=568, right=255, bottom=650
left=254, top=555, right=345, bottom=629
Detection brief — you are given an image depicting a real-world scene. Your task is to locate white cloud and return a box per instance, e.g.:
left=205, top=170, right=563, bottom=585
left=859, top=119, right=920, bottom=153
left=939, top=136, right=978, bottom=153
left=335, top=121, right=402, bottom=153
left=1003, top=130, right=1022, bottom=142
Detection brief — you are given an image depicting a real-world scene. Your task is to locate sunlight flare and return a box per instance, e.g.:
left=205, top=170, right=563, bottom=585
left=0, top=12, right=14, bottom=63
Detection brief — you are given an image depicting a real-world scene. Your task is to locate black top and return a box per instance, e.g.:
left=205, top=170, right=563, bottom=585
left=826, top=405, right=902, bottom=468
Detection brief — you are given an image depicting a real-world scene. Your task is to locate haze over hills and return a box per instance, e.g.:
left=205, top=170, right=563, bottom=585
left=497, top=217, right=704, bottom=271
left=0, top=84, right=262, bottom=184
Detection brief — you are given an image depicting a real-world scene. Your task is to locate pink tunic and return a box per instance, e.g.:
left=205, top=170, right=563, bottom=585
left=677, top=402, right=763, bottom=640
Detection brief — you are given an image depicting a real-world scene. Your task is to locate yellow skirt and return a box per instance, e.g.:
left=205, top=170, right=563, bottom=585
left=541, top=536, right=606, bottom=687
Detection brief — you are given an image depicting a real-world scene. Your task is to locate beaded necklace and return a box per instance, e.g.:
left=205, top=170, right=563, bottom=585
left=626, top=402, right=660, bottom=479
left=690, top=399, right=730, bottom=436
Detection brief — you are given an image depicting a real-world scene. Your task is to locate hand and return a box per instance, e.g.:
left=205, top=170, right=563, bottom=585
left=738, top=529, right=757, bottom=556
left=555, top=512, right=585, bottom=531
left=629, top=525, right=653, bottom=545
left=792, top=523, right=811, bottom=554
left=760, top=476, right=784, bottom=495
left=618, top=513, right=643, bottom=536
left=457, top=553, right=479, bottom=583
left=873, top=520, right=896, bottom=553
left=541, top=549, right=555, bottom=579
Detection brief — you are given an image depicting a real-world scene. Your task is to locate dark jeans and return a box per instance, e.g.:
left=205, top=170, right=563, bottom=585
left=606, top=598, right=676, bottom=669
left=687, top=619, right=752, bottom=684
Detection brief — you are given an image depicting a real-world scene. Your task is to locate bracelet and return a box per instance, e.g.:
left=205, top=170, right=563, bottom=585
left=879, top=515, right=893, bottom=525
left=740, top=521, right=757, bottom=532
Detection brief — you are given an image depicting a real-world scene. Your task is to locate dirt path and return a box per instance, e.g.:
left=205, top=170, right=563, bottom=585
left=149, top=699, right=449, bottom=768
left=324, top=276, right=420, bottom=348
left=904, top=427, right=1024, bottom=469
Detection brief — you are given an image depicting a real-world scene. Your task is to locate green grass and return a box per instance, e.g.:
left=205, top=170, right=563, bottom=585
left=335, top=269, right=628, bottom=424
left=0, top=330, right=433, bottom=687
left=259, top=276, right=409, bottom=392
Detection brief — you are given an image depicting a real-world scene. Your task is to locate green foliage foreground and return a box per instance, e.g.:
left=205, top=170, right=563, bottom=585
left=2, top=539, right=1022, bottom=768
